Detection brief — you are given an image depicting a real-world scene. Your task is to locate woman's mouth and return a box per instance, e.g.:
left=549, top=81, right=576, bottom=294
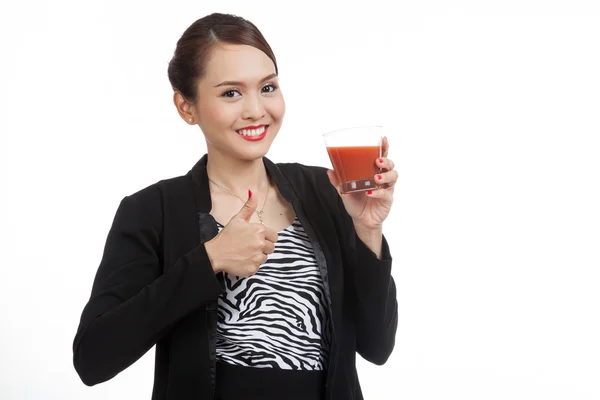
left=235, top=125, right=268, bottom=141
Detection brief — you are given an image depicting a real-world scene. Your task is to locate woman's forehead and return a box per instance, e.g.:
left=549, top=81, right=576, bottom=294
left=203, top=44, right=276, bottom=86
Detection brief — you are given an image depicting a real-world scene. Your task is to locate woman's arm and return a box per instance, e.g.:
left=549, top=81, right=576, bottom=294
left=338, top=196, right=398, bottom=365
left=73, top=194, right=223, bottom=386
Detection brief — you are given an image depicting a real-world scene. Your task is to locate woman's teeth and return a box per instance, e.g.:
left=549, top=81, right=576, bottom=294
left=236, top=126, right=266, bottom=137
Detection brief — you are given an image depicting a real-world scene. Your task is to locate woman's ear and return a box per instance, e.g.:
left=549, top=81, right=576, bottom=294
left=173, top=91, right=196, bottom=124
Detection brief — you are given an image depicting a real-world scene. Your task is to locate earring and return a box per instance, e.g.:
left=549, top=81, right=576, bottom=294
left=189, top=118, right=194, bottom=123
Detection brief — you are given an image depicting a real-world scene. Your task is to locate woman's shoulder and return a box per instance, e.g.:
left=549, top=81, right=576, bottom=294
left=275, top=162, right=330, bottom=185
left=113, top=173, right=191, bottom=224
left=123, top=173, right=190, bottom=201
left=110, top=173, right=194, bottom=235
left=275, top=161, right=328, bottom=177
left=275, top=161, right=339, bottom=204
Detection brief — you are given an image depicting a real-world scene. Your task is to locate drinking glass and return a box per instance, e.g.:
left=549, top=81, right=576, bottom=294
left=323, top=126, right=383, bottom=194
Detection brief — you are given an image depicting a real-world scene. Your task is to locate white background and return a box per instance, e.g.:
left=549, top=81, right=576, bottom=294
left=1, top=0, right=599, bottom=399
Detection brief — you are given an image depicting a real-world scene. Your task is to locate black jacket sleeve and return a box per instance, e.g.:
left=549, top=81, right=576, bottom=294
left=73, top=194, right=224, bottom=386
left=338, top=196, right=399, bottom=365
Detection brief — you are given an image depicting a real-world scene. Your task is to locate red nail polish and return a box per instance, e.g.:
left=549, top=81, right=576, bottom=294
left=248, top=190, right=252, bottom=198
left=378, top=158, right=383, bottom=164
left=367, top=190, right=373, bottom=195
left=376, top=174, right=382, bottom=180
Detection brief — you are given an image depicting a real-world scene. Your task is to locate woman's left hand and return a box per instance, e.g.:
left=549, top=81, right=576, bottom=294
left=327, top=136, right=398, bottom=230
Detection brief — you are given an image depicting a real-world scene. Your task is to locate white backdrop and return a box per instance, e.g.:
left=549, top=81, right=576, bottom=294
left=1, top=0, right=599, bottom=399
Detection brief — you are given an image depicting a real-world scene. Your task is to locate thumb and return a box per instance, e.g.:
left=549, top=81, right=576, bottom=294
left=237, top=190, right=258, bottom=221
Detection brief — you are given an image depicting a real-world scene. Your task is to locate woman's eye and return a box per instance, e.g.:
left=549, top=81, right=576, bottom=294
left=262, top=84, right=278, bottom=93
left=222, top=89, right=241, bottom=98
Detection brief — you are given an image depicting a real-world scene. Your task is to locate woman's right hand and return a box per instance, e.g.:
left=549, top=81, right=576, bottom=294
left=204, top=191, right=278, bottom=277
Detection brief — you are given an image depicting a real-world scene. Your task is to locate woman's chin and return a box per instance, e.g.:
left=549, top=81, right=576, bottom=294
left=233, top=134, right=277, bottom=160
left=238, top=147, right=271, bottom=161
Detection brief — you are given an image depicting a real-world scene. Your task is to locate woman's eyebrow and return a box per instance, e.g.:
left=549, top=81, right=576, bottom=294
left=214, top=73, right=278, bottom=88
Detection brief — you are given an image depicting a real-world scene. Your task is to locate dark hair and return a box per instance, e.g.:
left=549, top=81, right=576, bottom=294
left=167, top=13, right=278, bottom=103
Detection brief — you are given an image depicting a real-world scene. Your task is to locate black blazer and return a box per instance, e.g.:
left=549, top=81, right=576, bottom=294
left=73, top=155, right=398, bottom=399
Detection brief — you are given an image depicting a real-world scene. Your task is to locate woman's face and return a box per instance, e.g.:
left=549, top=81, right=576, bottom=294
left=192, top=44, right=285, bottom=161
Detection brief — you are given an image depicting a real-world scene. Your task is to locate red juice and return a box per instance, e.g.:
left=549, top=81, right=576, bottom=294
left=327, top=145, right=380, bottom=193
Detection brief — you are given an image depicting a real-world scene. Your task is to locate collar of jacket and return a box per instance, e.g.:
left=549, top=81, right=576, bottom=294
left=189, top=153, right=295, bottom=213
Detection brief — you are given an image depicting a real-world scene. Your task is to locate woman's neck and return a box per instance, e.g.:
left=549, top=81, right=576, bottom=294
left=205, top=149, right=271, bottom=199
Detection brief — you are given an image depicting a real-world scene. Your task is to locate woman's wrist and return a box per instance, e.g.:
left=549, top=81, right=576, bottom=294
left=204, top=239, right=224, bottom=274
left=353, top=222, right=383, bottom=259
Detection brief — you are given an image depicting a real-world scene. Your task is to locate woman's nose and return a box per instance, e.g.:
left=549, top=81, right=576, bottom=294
left=241, top=93, right=266, bottom=120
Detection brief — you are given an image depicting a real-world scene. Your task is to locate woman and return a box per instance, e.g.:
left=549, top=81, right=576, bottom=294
left=73, top=13, right=398, bottom=400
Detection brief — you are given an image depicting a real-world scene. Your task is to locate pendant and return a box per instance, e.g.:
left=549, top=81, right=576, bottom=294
left=256, top=210, right=265, bottom=225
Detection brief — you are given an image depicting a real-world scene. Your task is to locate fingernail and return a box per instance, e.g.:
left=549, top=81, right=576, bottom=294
left=367, top=190, right=373, bottom=195
left=248, top=190, right=252, bottom=198
left=376, top=174, right=382, bottom=181
left=378, top=158, right=383, bottom=164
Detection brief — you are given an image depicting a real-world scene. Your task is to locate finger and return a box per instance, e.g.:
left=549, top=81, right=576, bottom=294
left=382, top=136, right=389, bottom=158
left=236, top=190, right=258, bottom=221
left=366, top=187, right=394, bottom=201
left=263, top=227, right=279, bottom=243
left=376, top=157, right=395, bottom=171
left=374, top=170, right=398, bottom=186
left=251, top=253, right=268, bottom=266
left=262, top=240, right=275, bottom=255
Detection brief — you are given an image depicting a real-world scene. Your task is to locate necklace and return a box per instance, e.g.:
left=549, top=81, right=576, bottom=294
left=208, top=176, right=271, bottom=225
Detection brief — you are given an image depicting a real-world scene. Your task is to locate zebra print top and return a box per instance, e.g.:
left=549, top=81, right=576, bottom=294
left=215, top=217, right=331, bottom=370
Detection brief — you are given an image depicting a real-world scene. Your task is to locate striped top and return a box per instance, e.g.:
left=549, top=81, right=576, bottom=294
left=215, top=217, right=331, bottom=370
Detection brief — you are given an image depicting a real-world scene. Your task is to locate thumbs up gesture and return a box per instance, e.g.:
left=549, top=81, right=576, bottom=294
left=204, top=190, right=279, bottom=277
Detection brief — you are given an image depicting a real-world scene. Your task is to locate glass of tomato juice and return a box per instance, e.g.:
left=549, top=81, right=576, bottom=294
left=323, top=126, right=383, bottom=194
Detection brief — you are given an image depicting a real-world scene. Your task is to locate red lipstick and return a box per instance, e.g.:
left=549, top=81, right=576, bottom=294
left=238, top=124, right=266, bottom=130
left=236, top=125, right=268, bottom=141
